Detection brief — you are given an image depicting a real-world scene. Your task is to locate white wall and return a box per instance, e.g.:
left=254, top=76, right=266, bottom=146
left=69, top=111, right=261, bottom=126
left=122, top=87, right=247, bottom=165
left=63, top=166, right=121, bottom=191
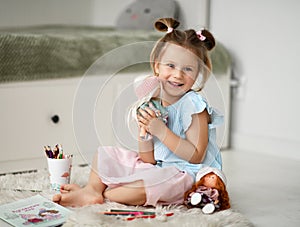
left=0, top=0, right=128, bottom=27
left=210, top=0, right=300, bottom=159
left=93, top=0, right=210, bottom=28
left=0, top=0, right=92, bottom=27
left=0, top=0, right=208, bottom=28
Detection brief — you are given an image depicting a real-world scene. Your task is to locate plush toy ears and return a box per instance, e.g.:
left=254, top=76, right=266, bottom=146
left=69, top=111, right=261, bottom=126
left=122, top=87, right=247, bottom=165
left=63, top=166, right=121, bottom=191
left=196, top=166, right=227, bottom=186
left=116, top=0, right=179, bottom=30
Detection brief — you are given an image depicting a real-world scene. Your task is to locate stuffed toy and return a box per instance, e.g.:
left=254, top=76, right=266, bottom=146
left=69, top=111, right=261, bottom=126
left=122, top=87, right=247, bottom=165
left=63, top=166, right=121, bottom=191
left=184, top=166, right=230, bottom=214
left=116, top=0, right=179, bottom=30
left=133, top=76, right=168, bottom=140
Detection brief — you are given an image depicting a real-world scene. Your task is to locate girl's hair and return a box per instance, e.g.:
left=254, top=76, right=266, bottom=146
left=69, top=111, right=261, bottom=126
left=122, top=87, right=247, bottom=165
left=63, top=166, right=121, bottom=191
left=184, top=172, right=231, bottom=211
left=150, top=18, right=216, bottom=91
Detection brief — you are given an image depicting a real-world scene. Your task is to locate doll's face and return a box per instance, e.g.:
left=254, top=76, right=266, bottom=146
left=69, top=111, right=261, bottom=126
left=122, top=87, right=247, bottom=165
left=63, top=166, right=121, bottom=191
left=202, top=173, right=218, bottom=188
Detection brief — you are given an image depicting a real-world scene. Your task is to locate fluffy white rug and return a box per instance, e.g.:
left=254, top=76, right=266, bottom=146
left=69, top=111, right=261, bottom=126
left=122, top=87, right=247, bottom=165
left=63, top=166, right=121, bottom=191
left=0, top=165, right=254, bottom=227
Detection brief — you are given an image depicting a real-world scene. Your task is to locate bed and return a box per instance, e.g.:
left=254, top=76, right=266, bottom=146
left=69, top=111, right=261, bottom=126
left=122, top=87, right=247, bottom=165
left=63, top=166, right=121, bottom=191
left=0, top=25, right=230, bottom=83
left=0, top=25, right=232, bottom=173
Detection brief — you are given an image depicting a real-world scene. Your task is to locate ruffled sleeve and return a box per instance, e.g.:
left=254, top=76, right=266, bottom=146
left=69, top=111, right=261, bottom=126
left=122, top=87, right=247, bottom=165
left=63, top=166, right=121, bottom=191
left=207, top=106, right=224, bottom=129
left=180, top=92, right=224, bottom=132
left=181, top=92, right=206, bottom=132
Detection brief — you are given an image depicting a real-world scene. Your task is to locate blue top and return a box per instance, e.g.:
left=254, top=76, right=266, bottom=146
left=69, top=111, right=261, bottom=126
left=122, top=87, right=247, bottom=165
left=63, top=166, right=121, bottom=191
left=154, top=91, right=223, bottom=180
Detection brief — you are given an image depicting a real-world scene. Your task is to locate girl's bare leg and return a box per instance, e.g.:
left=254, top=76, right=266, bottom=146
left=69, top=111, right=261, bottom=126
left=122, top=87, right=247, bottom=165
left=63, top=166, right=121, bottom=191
left=53, top=153, right=147, bottom=207
left=104, top=180, right=146, bottom=206
left=53, top=154, right=106, bottom=207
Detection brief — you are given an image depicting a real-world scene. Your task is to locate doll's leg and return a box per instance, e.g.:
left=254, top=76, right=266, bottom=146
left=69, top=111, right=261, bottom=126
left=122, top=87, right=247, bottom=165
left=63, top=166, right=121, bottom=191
left=138, top=103, right=153, bottom=141
left=104, top=180, right=146, bottom=206
left=139, top=127, right=148, bottom=139
left=202, top=203, right=215, bottom=214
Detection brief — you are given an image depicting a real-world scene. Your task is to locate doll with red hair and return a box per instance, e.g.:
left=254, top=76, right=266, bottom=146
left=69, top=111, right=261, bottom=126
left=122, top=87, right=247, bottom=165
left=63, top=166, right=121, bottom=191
left=184, top=166, right=230, bottom=214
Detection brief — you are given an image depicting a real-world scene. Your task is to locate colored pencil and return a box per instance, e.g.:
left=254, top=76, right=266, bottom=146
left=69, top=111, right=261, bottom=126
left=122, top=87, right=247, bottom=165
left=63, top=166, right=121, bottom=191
left=109, top=209, right=155, bottom=215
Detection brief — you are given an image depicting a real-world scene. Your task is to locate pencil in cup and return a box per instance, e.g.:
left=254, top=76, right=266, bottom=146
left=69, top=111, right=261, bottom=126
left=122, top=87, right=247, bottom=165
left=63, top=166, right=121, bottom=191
left=44, top=144, right=72, bottom=159
left=44, top=145, right=73, bottom=190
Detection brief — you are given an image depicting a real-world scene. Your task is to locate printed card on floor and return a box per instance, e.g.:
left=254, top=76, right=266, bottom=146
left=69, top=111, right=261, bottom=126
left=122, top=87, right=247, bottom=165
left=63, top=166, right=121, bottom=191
left=0, top=195, right=71, bottom=227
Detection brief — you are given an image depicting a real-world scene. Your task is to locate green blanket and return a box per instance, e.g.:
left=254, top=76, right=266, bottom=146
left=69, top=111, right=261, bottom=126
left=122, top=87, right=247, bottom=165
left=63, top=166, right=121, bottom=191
left=0, top=25, right=231, bottom=83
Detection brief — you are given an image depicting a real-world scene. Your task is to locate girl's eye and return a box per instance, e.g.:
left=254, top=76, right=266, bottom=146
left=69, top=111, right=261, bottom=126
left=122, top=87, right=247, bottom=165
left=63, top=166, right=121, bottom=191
left=183, top=67, right=193, bottom=72
left=166, top=63, right=175, bottom=69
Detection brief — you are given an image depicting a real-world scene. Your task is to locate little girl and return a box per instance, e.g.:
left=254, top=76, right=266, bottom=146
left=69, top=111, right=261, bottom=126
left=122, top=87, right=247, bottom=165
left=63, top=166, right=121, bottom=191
left=53, top=18, right=223, bottom=207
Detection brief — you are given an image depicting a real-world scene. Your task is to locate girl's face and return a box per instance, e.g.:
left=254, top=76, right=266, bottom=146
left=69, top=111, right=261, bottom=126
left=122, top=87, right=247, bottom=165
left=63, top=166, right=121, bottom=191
left=154, top=43, right=199, bottom=105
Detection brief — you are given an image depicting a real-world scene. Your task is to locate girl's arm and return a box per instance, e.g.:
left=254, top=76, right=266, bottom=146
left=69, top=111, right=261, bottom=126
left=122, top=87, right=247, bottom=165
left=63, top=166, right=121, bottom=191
left=137, top=128, right=156, bottom=164
left=138, top=108, right=209, bottom=164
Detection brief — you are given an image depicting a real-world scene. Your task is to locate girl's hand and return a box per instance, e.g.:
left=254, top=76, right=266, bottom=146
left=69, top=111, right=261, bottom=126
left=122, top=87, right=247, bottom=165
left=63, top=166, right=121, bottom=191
left=137, top=107, right=167, bottom=138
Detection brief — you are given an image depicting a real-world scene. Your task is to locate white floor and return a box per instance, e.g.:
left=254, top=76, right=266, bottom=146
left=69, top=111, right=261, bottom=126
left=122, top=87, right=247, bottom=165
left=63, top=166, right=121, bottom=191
left=1, top=149, right=299, bottom=227
left=221, top=149, right=300, bottom=227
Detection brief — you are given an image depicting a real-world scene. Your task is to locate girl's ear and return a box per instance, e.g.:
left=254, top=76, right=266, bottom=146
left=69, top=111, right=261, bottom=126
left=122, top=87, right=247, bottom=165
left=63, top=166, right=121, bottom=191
left=154, top=61, right=160, bottom=76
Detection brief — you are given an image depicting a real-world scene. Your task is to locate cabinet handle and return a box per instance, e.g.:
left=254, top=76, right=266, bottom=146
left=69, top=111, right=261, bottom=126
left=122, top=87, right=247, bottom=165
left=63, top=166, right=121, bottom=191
left=51, top=115, right=60, bottom=124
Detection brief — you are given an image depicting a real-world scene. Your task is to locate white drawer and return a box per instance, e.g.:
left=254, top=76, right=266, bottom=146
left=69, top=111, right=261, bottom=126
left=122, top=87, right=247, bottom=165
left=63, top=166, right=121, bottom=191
left=0, top=78, right=81, bottom=173
left=0, top=73, right=142, bottom=173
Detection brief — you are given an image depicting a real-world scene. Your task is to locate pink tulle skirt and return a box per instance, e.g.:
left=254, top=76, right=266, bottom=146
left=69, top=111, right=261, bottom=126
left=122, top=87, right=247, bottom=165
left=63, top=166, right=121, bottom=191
left=97, top=146, right=194, bottom=206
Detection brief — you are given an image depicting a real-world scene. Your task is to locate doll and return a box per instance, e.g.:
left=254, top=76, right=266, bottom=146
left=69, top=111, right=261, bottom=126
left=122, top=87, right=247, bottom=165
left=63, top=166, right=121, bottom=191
left=133, top=76, right=168, bottom=140
left=184, top=166, right=230, bottom=214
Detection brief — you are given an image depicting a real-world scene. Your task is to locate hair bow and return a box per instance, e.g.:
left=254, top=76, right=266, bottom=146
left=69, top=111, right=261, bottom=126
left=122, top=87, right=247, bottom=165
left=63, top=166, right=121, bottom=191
left=167, top=27, right=173, bottom=34
left=196, top=30, right=206, bottom=41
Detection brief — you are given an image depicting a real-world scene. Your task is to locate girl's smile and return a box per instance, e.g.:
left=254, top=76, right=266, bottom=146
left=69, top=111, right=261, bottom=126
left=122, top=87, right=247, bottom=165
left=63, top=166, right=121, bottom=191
left=167, top=80, right=184, bottom=87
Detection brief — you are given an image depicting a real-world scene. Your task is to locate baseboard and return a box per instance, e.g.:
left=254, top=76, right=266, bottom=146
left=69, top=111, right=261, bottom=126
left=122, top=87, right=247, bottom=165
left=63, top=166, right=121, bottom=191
left=231, top=132, right=300, bottom=160
left=0, top=154, right=89, bottom=175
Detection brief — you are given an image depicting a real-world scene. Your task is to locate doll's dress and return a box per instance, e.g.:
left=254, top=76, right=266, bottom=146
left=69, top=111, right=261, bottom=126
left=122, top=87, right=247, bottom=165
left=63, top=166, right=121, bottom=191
left=185, top=185, right=220, bottom=214
left=137, top=99, right=168, bottom=140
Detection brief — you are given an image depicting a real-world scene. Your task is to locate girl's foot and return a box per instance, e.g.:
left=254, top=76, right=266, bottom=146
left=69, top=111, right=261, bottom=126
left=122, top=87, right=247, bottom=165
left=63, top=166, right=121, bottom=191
left=60, top=184, right=81, bottom=194
left=53, top=185, right=104, bottom=207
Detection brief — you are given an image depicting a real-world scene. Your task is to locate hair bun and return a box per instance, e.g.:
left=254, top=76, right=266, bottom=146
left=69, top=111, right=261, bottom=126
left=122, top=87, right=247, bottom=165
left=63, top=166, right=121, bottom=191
left=154, top=18, right=180, bottom=32
left=200, top=29, right=216, bottom=51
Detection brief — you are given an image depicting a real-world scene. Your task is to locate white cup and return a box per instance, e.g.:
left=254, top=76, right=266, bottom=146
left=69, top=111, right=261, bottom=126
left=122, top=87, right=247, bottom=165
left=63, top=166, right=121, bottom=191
left=47, top=157, right=72, bottom=191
